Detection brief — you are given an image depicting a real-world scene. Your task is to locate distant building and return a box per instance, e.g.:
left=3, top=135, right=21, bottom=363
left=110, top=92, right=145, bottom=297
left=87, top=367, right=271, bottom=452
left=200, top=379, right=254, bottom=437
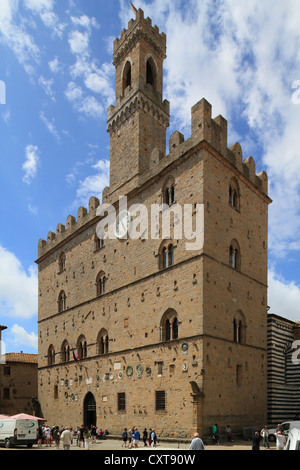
left=0, top=352, right=39, bottom=417
left=268, top=313, right=300, bottom=424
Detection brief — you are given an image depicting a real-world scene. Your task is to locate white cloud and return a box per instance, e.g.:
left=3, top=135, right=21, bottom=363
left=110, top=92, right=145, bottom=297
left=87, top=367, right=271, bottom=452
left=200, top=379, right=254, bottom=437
left=0, top=245, right=38, bottom=320
left=24, top=0, right=65, bottom=38
left=268, top=269, right=300, bottom=322
left=23, top=0, right=55, bottom=13
left=22, top=144, right=39, bottom=184
left=71, top=14, right=99, bottom=31
left=40, top=112, right=60, bottom=141
left=0, top=0, right=40, bottom=75
left=68, top=30, right=90, bottom=55
left=38, top=76, right=55, bottom=100
left=75, top=159, right=110, bottom=206
left=48, top=56, right=61, bottom=73
left=9, top=324, right=38, bottom=350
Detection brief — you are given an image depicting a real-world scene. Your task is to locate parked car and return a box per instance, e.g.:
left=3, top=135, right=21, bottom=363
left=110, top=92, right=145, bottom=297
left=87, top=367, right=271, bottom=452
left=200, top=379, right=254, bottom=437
left=268, top=421, right=300, bottom=442
left=285, top=428, right=300, bottom=450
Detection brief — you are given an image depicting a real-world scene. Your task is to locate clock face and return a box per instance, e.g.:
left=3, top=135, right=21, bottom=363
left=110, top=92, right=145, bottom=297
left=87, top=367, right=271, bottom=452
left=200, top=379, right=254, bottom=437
left=115, top=210, right=131, bottom=238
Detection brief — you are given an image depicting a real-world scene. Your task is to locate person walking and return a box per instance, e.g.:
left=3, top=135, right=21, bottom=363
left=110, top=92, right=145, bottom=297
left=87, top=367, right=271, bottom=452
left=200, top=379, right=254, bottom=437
left=142, top=428, right=148, bottom=446
left=189, top=433, right=205, bottom=450
left=122, top=428, right=128, bottom=447
left=260, top=426, right=270, bottom=449
left=61, top=426, right=72, bottom=450
left=212, top=424, right=220, bottom=445
left=133, top=427, right=140, bottom=448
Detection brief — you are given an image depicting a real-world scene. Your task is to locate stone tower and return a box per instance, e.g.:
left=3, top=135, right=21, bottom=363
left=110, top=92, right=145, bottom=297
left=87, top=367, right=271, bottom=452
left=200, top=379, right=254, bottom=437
left=107, top=9, right=170, bottom=194
left=36, top=8, right=271, bottom=439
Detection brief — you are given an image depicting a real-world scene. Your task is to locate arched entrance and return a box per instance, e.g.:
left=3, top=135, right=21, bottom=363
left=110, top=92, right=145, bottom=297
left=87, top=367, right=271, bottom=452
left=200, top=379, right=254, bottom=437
left=83, top=392, right=96, bottom=428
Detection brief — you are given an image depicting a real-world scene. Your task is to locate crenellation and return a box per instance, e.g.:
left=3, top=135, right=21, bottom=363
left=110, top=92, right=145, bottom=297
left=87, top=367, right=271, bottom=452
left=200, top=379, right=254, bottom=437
left=66, top=215, right=76, bottom=228
left=243, top=156, right=256, bottom=184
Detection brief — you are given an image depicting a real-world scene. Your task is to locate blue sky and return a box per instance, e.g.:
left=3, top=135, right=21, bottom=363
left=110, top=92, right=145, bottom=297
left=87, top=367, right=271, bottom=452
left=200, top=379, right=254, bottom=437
left=0, top=0, right=300, bottom=354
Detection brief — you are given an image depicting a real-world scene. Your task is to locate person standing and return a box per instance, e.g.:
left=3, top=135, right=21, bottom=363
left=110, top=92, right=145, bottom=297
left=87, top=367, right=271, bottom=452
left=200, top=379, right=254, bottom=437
left=260, top=426, right=270, bottom=449
left=189, top=433, right=205, bottom=450
left=122, top=428, right=128, bottom=447
left=61, top=427, right=72, bottom=451
left=84, top=427, right=90, bottom=450
left=53, top=426, right=61, bottom=449
left=275, top=430, right=286, bottom=450
left=252, top=430, right=261, bottom=450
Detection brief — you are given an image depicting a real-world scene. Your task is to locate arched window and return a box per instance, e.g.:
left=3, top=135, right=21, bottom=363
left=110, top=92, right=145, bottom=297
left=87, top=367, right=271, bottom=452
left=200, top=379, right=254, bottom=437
left=229, top=239, right=241, bottom=270
left=163, top=176, right=176, bottom=206
left=146, top=57, right=157, bottom=91
left=159, top=241, right=174, bottom=269
left=96, top=271, right=106, bottom=296
left=122, top=60, right=132, bottom=94
left=160, top=309, right=179, bottom=342
left=229, top=177, right=240, bottom=210
left=77, top=335, right=87, bottom=360
left=233, top=311, right=246, bottom=344
left=58, top=290, right=67, bottom=312
left=94, top=233, right=104, bottom=250
left=61, top=340, right=70, bottom=363
left=58, top=252, right=66, bottom=272
left=97, top=329, right=109, bottom=355
left=47, top=344, right=55, bottom=366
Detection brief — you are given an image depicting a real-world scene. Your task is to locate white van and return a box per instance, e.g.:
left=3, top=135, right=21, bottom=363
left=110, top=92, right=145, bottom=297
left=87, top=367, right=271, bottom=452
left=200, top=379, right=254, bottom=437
left=285, top=428, right=300, bottom=450
left=0, top=418, right=38, bottom=448
left=268, top=421, right=300, bottom=442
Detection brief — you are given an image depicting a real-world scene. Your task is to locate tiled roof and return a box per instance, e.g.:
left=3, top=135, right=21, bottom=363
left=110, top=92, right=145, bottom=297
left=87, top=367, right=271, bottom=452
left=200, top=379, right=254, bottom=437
left=4, top=353, right=38, bottom=364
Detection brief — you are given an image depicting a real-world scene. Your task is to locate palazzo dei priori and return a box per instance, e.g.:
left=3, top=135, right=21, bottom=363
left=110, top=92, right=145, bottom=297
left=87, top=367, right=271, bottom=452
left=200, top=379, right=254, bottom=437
left=36, top=9, right=272, bottom=439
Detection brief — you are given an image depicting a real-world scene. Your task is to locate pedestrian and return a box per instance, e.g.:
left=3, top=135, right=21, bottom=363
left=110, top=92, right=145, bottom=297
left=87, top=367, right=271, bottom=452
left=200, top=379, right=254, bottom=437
left=53, top=426, right=61, bottom=449
left=37, top=425, right=44, bottom=448
left=90, top=425, right=97, bottom=444
left=252, top=430, right=261, bottom=450
left=79, top=424, right=85, bottom=447
left=133, top=427, right=140, bottom=448
left=151, top=429, right=157, bottom=447
left=148, top=428, right=152, bottom=446
left=44, top=425, right=51, bottom=447
left=122, top=428, right=128, bottom=447
left=83, top=426, right=90, bottom=450
left=212, top=424, right=220, bottom=445
left=128, top=427, right=134, bottom=448
left=260, top=426, right=270, bottom=449
left=143, top=428, right=148, bottom=446
left=275, top=430, right=286, bottom=450
left=225, top=424, right=234, bottom=442
left=61, top=426, right=72, bottom=451
left=189, top=432, right=205, bottom=450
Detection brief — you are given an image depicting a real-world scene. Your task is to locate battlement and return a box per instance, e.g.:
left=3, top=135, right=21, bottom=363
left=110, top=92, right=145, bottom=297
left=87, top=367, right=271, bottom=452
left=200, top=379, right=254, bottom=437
left=37, top=196, right=100, bottom=260
left=144, top=97, right=269, bottom=197
left=113, top=8, right=166, bottom=66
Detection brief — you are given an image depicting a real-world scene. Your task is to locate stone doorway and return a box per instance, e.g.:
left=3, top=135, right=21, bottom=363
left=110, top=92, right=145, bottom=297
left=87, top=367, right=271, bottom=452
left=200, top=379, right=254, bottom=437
left=84, top=392, right=96, bottom=428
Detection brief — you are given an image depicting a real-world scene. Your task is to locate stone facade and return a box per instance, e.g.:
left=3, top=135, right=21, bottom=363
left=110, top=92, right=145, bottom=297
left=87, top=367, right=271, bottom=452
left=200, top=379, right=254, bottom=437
left=36, top=9, right=271, bottom=439
left=0, top=353, right=38, bottom=416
